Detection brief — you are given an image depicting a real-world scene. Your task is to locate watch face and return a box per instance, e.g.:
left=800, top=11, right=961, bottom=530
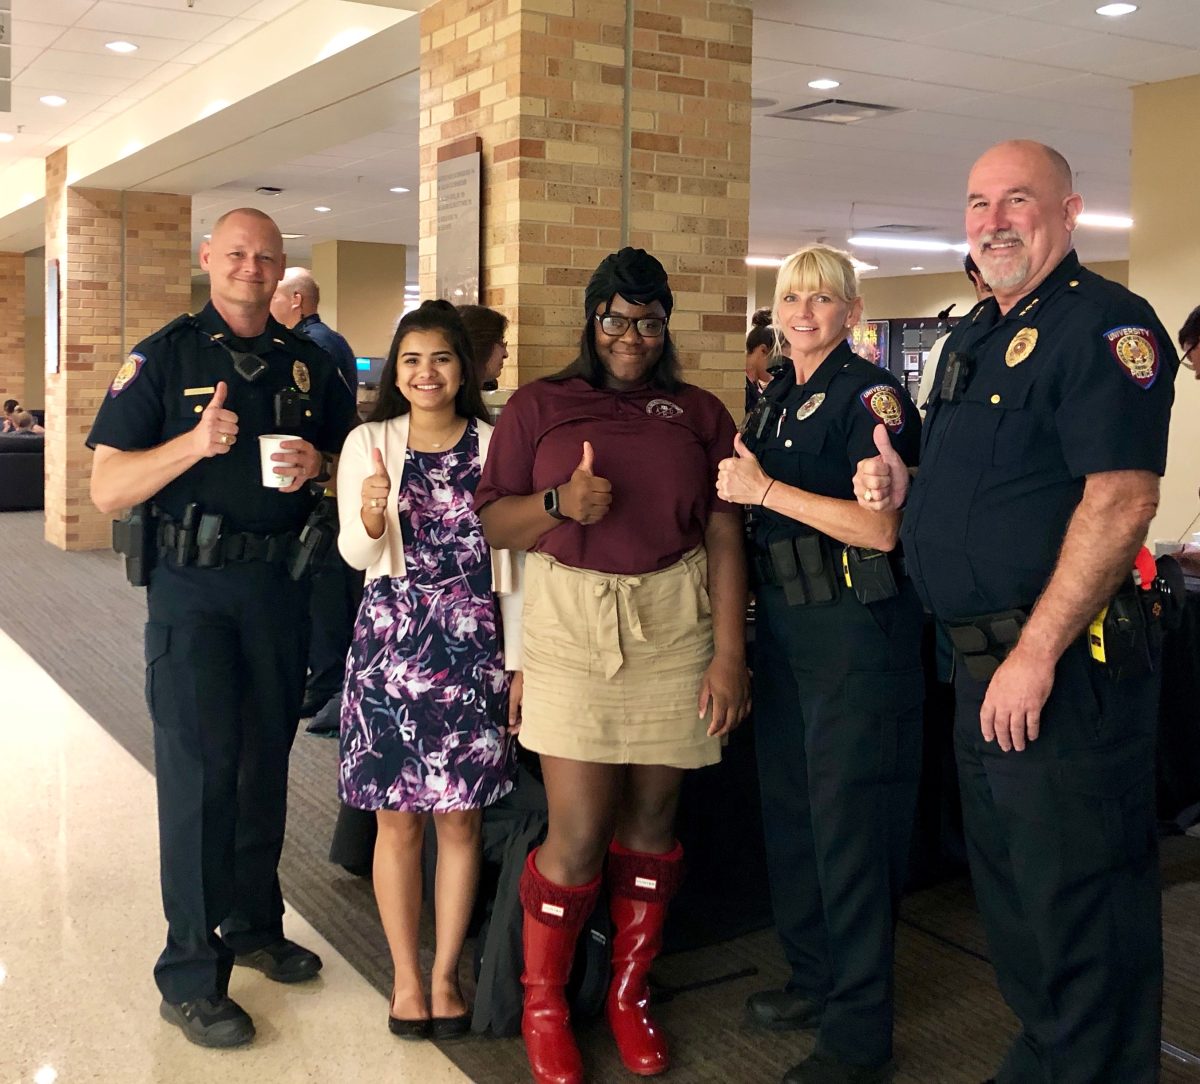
left=544, top=487, right=563, bottom=519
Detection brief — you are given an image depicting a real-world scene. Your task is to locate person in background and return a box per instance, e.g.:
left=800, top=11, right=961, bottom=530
left=720, top=244, right=923, bottom=1084
left=87, top=207, right=356, bottom=1049
left=1179, top=304, right=1199, bottom=380
left=745, top=307, right=779, bottom=414
left=10, top=411, right=41, bottom=436
left=457, top=304, right=510, bottom=389
left=336, top=299, right=522, bottom=1040
left=2, top=399, right=18, bottom=431
left=855, top=139, right=1177, bottom=1084
left=475, top=247, right=750, bottom=1084
left=271, top=266, right=363, bottom=727
left=914, top=253, right=992, bottom=416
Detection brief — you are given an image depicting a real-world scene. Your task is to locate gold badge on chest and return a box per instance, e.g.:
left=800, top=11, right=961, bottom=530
left=1005, top=328, right=1038, bottom=368
left=796, top=393, right=825, bottom=421
left=292, top=360, right=311, bottom=392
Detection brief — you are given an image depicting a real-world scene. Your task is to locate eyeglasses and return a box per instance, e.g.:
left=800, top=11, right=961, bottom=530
left=596, top=313, right=667, bottom=338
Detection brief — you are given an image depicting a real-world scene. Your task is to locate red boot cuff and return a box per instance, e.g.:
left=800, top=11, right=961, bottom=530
left=607, top=840, right=685, bottom=904
left=519, top=849, right=602, bottom=929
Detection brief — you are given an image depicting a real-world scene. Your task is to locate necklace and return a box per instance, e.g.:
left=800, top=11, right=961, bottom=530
left=409, top=417, right=464, bottom=449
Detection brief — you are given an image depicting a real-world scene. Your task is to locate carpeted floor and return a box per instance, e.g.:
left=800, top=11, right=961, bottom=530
left=3, top=509, right=1199, bottom=1083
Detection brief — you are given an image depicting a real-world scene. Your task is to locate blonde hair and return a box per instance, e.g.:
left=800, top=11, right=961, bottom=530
left=772, top=245, right=860, bottom=327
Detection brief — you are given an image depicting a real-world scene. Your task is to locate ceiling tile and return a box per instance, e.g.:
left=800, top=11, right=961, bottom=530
left=16, top=65, right=139, bottom=98
left=204, top=18, right=264, bottom=47
left=12, top=21, right=69, bottom=48
left=12, top=0, right=95, bottom=28
left=173, top=40, right=225, bottom=66
left=110, top=0, right=265, bottom=15
left=77, top=2, right=230, bottom=41
left=24, top=48, right=160, bottom=80
left=52, top=27, right=195, bottom=63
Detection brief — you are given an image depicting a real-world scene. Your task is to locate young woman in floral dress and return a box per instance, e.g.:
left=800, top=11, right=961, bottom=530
left=336, top=300, right=523, bottom=1039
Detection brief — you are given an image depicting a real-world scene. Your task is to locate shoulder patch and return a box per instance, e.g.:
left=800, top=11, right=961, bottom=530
left=1104, top=326, right=1159, bottom=389
left=109, top=353, right=145, bottom=397
left=859, top=383, right=904, bottom=434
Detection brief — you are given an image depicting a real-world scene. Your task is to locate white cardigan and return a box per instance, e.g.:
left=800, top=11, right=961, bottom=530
left=336, top=414, right=523, bottom=670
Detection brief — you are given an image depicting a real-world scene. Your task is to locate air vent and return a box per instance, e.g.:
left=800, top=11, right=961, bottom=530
left=769, top=99, right=903, bottom=125
left=255, top=185, right=283, bottom=196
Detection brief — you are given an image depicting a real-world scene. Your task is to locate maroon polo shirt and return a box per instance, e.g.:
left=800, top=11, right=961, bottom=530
left=474, top=376, right=738, bottom=575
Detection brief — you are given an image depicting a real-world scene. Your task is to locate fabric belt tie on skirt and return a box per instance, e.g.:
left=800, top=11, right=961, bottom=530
left=593, top=575, right=646, bottom=678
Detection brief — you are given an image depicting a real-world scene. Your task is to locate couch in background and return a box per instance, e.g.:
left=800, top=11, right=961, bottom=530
left=0, top=433, right=45, bottom=511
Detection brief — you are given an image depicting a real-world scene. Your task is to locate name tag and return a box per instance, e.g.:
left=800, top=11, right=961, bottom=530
left=184, top=386, right=215, bottom=396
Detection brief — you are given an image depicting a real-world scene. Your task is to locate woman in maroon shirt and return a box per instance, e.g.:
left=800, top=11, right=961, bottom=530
left=476, top=248, right=750, bottom=1084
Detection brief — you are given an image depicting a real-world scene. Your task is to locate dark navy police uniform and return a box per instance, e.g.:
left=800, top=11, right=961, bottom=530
left=749, top=341, right=924, bottom=1068
left=902, top=250, right=1176, bottom=1084
left=87, top=302, right=356, bottom=1004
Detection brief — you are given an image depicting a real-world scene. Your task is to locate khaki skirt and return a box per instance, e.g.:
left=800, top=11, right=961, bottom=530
left=517, top=548, right=719, bottom=768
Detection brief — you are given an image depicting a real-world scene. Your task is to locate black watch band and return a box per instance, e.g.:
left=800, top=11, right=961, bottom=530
left=544, top=487, right=568, bottom=521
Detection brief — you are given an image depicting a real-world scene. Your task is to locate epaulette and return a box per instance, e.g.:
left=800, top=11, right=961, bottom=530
left=140, top=313, right=199, bottom=348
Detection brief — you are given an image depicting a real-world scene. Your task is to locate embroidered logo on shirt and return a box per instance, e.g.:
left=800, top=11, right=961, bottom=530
left=859, top=384, right=904, bottom=434
left=292, top=360, right=311, bottom=392
left=796, top=393, right=825, bottom=421
left=1005, top=327, right=1038, bottom=367
left=646, top=398, right=683, bottom=418
left=1104, top=326, right=1159, bottom=389
left=109, top=353, right=145, bottom=397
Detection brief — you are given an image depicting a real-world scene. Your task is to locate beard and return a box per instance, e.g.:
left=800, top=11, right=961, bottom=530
left=976, top=230, right=1030, bottom=291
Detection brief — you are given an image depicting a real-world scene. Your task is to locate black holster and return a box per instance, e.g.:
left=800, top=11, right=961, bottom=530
left=842, top=546, right=901, bottom=605
left=112, top=502, right=157, bottom=587
left=288, top=497, right=338, bottom=581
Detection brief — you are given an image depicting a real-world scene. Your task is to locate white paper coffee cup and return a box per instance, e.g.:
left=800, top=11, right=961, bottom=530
left=259, top=433, right=298, bottom=488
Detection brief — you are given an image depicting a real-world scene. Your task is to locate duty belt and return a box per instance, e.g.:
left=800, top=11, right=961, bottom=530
left=943, top=609, right=1028, bottom=682
left=752, top=533, right=838, bottom=607
left=157, top=519, right=296, bottom=567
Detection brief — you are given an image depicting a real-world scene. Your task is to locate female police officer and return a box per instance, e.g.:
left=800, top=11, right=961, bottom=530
left=717, top=244, right=922, bottom=1084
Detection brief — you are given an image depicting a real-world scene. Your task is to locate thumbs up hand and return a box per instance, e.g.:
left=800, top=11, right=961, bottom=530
left=361, top=447, right=392, bottom=518
left=194, top=381, right=239, bottom=458
left=557, top=441, right=613, bottom=525
left=853, top=424, right=909, bottom=511
left=716, top=432, right=773, bottom=506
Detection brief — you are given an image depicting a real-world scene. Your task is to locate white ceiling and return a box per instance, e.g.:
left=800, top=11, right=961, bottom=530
left=9, top=0, right=1200, bottom=280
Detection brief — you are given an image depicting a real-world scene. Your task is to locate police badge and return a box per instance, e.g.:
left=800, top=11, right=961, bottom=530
left=1005, top=328, right=1038, bottom=367
left=796, top=393, right=825, bottom=421
left=292, top=360, right=311, bottom=393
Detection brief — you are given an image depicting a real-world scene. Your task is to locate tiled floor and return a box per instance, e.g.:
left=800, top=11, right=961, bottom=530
left=0, top=629, right=471, bottom=1084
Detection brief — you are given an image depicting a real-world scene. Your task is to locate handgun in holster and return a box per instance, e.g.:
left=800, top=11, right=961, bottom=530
left=841, top=546, right=900, bottom=605
left=1087, top=549, right=1184, bottom=677
left=289, top=497, right=338, bottom=581
left=112, top=502, right=157, bottom=587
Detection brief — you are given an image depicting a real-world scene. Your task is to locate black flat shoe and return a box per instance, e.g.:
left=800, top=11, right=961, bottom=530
left=234, top=937, right=323, bottom=983
left=746, top=988, right=825, bottom=1031
left=430, top=1012, right=471, bottom=1040
left=388, top=1014, right=431, bottom=1040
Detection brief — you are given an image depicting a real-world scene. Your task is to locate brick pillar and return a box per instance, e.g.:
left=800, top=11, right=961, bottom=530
left=44, top=147, right=192, bottom=550
left=0, top=252, right=25, bottom=406
left=418, top=0, right=751, bottom=414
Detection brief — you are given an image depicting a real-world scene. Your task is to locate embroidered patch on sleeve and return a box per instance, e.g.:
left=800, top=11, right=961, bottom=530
left=1104, top=326, right=1159, bottom=389
left=109, top=353, right=145, bottom=397
left=859, top=383, right=904, bottom=433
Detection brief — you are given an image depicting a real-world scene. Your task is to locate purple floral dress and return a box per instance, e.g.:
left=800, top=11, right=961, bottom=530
left=338, top=420, right=516, bottom=812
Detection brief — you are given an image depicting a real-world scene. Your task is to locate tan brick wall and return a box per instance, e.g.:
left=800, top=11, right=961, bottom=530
left=418, top=0, right=751, bottom=413
left=0, top=252, right=26, bottom=407
left=45, top=148, right=191, bottom=550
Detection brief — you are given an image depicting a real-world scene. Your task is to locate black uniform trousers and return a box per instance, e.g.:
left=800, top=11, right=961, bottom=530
left=753, top=581, right=924, bottom=1067
left=953, top=639, right=1162, bottom=1084
left=304, top=501, right=363, bottom=704
left=145, top=559, right=310, bottom=1004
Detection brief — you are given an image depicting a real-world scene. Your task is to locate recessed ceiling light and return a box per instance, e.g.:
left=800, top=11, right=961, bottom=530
left=910, top=266, right=924, bottom=271
left=40, top=95, right=68, bottom=107
left=1096, top=3, right=1137, bottom=15
left=850, top=258, right=878, bottom=273
left=314, top=206, right=331, bottom=213
left=0, top=133, right=13, bottom=143
left=807, top=78, right=841, bottom=91
left=849, top=235, right=970, bottom=254
left=281, top=233, right=307, bottom=239
left=389, top=186, right=410, bottom=194
left=105, top=40, right=139, bottom=53
left=1076, top=211, right=1133, bottom=228
left=745, top=256, right=783, bottom=268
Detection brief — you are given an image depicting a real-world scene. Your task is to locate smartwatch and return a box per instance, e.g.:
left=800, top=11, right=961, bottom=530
left=544, top=487, right=568, bottom=521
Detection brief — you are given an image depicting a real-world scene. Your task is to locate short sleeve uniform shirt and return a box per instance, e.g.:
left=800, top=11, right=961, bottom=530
left=88, top=302, right=356, bottom=534
left=901, top=251, right=1177, bottom=622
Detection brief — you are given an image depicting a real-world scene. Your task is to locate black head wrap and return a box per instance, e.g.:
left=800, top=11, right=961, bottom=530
left=584, top=248, right=673, bottom=319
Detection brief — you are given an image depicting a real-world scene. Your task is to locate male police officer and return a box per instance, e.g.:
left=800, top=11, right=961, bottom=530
left=89, top=208, right=356, bottom=1047
left=270, top=266, right=358, bottom=391
left=855, top=140, right=1176, bottom=1083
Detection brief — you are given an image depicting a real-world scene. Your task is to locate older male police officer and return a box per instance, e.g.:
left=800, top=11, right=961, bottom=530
left=855, top=141, right=1176, bottom=1083
left=89, top=208, right=356, bottom=1047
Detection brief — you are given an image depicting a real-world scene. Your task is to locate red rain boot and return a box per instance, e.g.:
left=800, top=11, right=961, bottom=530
left=605, top=840, right=685, bottom=1076
left=519, top=849, right=601, bottom=1084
